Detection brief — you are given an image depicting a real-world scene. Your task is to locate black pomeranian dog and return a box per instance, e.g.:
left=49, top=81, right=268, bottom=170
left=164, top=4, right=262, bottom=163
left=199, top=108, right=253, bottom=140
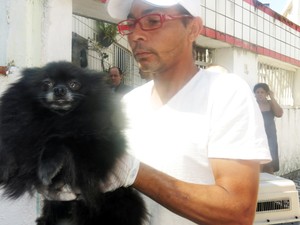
left=0, top=61, right=146, bottom=225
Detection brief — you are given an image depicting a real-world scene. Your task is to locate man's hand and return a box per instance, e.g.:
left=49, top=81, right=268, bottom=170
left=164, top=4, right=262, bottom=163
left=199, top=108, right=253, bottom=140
left=37, top=183, right=80, bottom=201
left=37, top=153, right=139, bottom=200
left=99, top=153, right=140, bottom=192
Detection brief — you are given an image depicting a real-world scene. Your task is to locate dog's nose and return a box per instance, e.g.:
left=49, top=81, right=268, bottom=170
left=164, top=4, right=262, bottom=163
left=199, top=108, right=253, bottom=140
left=53, top=86, right=67, bottom=97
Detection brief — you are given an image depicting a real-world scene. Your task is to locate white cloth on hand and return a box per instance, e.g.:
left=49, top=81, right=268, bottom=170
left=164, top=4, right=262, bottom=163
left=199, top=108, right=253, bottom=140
left=100, top=152, right=140, bottom=192
left=39, top=153, right=139, bottom=200
left=41, top=184, right=78, bottom=201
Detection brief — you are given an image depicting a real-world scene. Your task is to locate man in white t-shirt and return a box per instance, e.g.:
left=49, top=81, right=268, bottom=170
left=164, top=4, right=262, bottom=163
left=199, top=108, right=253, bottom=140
left=100, top=1, right=272, bottom=225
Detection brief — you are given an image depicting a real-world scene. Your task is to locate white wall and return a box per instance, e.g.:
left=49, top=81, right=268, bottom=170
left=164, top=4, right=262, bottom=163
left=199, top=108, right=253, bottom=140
left=276, top=108, right=300, bottom=175
left=213, top=47, right=259, bottom=88
left=0, top=192, right=40, bottom=225
left=0, top=0, right=9, bottom=66
left=42, top=0, right=73, bottom=64
left=232, top=48, right=259, bottom=89
left=1, top=0, right=72, bottom=69
left=294, top=70, right=300, bottom=106
left=213, top=48, right=234, bottom=72
left=4, top=0, right=43, bottom=67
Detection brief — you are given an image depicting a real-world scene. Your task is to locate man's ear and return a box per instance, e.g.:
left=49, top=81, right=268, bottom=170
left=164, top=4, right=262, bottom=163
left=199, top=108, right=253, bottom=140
left=188, top=17, right=203, bottom=42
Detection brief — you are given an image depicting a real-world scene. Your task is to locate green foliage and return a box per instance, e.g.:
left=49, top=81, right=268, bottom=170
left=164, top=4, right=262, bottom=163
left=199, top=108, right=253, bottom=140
left=96, top=21, right=118, bottom=47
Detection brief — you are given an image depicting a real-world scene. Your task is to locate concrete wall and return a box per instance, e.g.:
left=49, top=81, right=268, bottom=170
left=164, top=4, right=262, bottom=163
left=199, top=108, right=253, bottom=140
left=0, top=0, right=9, bottom=66
left=276, top=107, right=300, bottom=175
left=43, top=0, right=73, bottom=64
left=213, top=47, right=259, bottom=88
left=0, top=0, right=72, bottom=69
left=1, top=0, right=44, bottom=67
left=233, top=48, right=259, bottom=88
left=0, top=193, right=40, bottom=225
left=294, top=70, right=300, bottom=106
left=213, top=48, right=234, bottom=72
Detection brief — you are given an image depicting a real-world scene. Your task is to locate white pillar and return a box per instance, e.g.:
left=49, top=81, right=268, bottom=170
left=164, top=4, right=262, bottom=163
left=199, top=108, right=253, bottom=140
left=294, top=70, right=300, bottom=107
left=42, top=0, right=73, bottom=64
left=0, top=0, right=72, bottom=69
left=4, top=0, right=44, bottom=67
left=0, top=0, right=9, bottom=66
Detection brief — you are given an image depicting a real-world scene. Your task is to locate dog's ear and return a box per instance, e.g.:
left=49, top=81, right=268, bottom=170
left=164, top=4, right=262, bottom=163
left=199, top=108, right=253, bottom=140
left=20, top=67, right=44, bottom=85
left=22, top=67, right=42, bottom=78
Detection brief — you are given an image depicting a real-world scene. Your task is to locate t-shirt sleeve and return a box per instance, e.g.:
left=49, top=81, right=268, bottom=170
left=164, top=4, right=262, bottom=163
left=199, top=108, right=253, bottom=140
left=207, top=74, right=271, bottom=163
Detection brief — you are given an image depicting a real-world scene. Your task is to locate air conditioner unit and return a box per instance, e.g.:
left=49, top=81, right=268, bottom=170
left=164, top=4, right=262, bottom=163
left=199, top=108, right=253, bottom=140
left=254, top=173, right=300, bottom=225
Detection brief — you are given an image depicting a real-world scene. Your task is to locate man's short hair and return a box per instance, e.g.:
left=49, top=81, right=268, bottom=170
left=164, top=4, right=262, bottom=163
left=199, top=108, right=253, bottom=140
left=109, top=66, right=123, bottom=76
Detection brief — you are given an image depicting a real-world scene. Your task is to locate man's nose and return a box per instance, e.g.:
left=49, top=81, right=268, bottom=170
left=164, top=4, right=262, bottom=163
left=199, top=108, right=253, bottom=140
left=129, top=23, right=147, bottom=41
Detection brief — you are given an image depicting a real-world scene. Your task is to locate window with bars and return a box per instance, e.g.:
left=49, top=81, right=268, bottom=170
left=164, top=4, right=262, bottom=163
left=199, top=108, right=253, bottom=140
left=72, top=15, right=145, bottom=87
left=194, top=46, right=213, bottom=69
left=113, top=44, right=144, bottom=87
left=258, top=62, right=295, bottom=106
left=72, top=15, right=114, bottom=71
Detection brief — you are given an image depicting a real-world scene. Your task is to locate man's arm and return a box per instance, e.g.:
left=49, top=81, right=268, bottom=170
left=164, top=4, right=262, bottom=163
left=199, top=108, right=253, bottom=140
left=133, top=159, right=260, bottom=225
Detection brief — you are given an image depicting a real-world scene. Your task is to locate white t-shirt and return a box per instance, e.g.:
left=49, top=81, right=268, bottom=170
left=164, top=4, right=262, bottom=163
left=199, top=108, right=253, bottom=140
left=122, top=69, right=271, bottom=225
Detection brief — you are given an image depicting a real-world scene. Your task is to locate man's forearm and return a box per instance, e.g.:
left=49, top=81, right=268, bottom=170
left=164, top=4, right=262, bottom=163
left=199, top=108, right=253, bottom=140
left=133, top=160, right=260, bottom=225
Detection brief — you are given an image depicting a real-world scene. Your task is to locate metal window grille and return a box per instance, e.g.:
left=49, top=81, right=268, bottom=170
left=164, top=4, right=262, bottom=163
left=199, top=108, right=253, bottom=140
left=72, top=15, right=144, bottom=87
left=113, top=44, right=144, bottom=87
left=258, top=62, right=295, bottom=106
left=194, top=47, right=213, bottom=69
left=72, top=15, right=114, bottom=71
left=111, top=35, right=145, bottom=87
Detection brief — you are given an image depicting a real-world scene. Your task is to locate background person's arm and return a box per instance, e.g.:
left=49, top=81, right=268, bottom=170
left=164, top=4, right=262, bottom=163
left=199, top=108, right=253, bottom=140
left=268, top=90, right=283, bottom=117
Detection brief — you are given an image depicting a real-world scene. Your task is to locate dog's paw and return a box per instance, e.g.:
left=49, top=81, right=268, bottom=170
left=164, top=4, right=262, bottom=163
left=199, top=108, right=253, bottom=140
left=38, top=160, right=64, bottom=186
left=42, top=185, right=78, bottom=201
left=38, top=140, right=69, bottom=186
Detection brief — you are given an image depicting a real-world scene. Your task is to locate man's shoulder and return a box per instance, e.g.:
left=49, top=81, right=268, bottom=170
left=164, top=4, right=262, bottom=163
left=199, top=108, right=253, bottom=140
left=117, top=83, right=133, bottom=94
left=123, top=84, right=133, bottom=91
left=123, top=82, right=153, bottom=101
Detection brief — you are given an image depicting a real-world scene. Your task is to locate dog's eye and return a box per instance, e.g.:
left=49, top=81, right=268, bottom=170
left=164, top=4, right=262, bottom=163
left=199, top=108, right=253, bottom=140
left=42, top=79, right=54, bottom=90
left=69, top=80, right=81, bottom=90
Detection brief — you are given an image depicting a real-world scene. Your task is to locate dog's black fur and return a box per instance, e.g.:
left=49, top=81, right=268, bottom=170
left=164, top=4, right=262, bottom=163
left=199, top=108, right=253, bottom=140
left=0, top=61, right=146, bottom=225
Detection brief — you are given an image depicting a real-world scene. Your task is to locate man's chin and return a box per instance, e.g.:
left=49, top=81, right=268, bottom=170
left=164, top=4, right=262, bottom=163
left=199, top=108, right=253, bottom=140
left=138, top=61, right=156, bottom=72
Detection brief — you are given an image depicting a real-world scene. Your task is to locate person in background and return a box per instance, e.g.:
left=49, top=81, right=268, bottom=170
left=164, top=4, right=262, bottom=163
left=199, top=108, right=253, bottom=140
left=108, top=66, right=133, bottom=98
left=254, top=83, right=283, bottom=174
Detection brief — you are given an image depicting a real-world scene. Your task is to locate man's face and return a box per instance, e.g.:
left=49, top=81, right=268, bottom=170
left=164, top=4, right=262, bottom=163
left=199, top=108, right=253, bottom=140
left=109, top=67, right=122, bottom=87
left=126, top=1, right=192, bottom=74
